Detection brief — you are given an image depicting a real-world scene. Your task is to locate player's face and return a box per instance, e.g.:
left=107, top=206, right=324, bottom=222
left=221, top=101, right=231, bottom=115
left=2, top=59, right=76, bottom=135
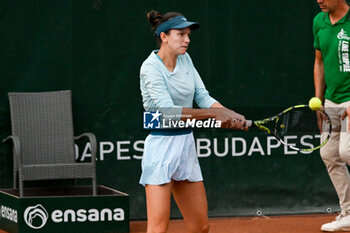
left=317, top=0, right=343, bottom=12
left=164, top=28, right=191, bottom=55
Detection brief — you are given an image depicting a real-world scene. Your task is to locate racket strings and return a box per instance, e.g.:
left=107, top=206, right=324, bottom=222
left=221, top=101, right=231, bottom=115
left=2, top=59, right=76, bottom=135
left=253, top=105, right=331, bottom=152
left=277, top=108, right=305, bottom=136
left=274, top=107, right=324, bottom=151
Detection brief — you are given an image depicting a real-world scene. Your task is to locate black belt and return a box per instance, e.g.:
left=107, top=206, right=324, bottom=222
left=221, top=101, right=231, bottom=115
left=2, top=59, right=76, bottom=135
left=150, top=128, right=192, bottom=136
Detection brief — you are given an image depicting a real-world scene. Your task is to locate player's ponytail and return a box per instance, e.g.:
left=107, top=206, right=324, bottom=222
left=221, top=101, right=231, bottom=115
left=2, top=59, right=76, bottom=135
left=147, top=10, right=162, bottom=31
left=146, top=10, right=182, bottom=37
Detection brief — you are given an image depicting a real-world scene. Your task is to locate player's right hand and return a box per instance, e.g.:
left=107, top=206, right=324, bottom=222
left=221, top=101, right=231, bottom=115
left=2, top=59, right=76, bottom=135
left=212, top=108, right=247, bottom=130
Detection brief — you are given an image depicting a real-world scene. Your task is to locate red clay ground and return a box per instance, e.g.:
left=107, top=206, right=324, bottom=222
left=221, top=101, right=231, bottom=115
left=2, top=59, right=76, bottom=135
left=0, top=213, right=342, bottom=233
left=130, top=214, right=341, bottom=233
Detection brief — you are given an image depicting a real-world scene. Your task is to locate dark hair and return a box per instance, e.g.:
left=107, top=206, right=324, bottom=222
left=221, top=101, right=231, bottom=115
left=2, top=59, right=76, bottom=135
left=147, top=10, right=182, bottom=41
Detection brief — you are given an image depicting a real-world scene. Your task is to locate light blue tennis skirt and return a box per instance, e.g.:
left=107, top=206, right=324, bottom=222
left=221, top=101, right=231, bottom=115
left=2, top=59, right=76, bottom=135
left=139, top=132, right=203, bottom=186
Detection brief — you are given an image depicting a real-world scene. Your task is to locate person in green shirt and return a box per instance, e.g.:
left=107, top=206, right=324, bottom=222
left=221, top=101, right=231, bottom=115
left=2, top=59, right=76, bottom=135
left=313, top=0, right=350, bottom=231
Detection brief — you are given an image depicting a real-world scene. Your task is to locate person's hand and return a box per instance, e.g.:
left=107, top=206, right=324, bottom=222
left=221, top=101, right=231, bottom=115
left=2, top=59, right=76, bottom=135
left=230, top=110, right=249, bottom=131
left=316, top=105, right=326, bottom=133
left=212, top=108, right=248, bottom=130
left=341, top=105, right=350, bottom=132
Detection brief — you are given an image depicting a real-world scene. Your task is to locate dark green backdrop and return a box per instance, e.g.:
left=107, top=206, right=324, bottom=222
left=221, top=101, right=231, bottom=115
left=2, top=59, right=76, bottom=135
left=0, top=0, right=339, bottom=220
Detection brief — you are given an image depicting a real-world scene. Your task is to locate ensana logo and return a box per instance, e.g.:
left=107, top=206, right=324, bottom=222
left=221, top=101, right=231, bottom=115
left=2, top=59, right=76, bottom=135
left=24, top=204, right=125, bottom=229
left=51, top=208, right=125, bottom=222
left=1, top=204, right=18, bottom=223
left=24, top=204, right=48, bottom=229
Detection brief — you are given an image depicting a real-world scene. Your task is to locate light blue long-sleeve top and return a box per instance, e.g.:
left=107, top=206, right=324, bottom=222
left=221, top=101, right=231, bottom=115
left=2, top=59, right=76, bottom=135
left=140, top=50, right=217, bottom=120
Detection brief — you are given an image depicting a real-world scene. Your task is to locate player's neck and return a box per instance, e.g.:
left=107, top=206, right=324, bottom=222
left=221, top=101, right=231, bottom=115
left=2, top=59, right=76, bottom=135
left=329, top=3, right=349, bottom=24
left=157, top=48, right=177, bottom=72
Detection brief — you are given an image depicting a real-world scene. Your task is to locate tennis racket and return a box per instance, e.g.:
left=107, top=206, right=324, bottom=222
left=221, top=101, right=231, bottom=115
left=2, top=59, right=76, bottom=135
left=246, top=105, right=332, bottom=152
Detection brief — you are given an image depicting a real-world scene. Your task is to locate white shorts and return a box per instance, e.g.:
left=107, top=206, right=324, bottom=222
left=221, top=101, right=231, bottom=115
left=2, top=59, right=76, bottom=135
left=139, top=132, right=203, bottom=186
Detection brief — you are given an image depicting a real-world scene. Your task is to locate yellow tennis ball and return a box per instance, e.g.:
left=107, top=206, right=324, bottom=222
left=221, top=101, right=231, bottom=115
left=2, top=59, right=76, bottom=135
left=309, top=97, right=322, bottom=110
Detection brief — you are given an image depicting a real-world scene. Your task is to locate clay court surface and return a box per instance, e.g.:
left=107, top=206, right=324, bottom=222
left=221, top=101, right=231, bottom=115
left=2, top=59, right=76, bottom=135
left=0, top=213, right=341, bottom=233
left=129, top=213, right=340, bottom=233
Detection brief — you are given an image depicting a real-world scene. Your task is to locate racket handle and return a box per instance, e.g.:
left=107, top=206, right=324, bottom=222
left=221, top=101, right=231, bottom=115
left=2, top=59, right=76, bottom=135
left=245, top=120, right=253, bottom=127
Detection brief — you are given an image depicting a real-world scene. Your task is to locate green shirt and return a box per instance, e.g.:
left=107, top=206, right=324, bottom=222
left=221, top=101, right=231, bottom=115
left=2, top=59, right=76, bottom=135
left=313, top=11, right=350, bottom=103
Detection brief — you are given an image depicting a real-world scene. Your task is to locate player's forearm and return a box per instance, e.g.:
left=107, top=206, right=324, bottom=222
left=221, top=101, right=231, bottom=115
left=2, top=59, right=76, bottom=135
left=180, top=102, right=224, bottom=120
left=181, top=107, right=215, bottom=121
left=181, top=103, right=246, bottom=130
left=314, top=50, right=326, bottom=103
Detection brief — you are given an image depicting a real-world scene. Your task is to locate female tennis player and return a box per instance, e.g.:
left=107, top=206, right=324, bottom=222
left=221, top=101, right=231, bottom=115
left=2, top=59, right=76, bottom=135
left=140, top=10, right=247, bottom=233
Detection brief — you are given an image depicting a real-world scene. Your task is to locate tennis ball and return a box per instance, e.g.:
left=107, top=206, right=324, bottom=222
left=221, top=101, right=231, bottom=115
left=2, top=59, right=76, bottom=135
left=309, top=97, right=322, bottom=110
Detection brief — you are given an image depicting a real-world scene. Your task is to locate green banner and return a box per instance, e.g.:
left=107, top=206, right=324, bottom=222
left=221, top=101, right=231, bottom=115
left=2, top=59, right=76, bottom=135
left=0, top=0, right=339, bottom=220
